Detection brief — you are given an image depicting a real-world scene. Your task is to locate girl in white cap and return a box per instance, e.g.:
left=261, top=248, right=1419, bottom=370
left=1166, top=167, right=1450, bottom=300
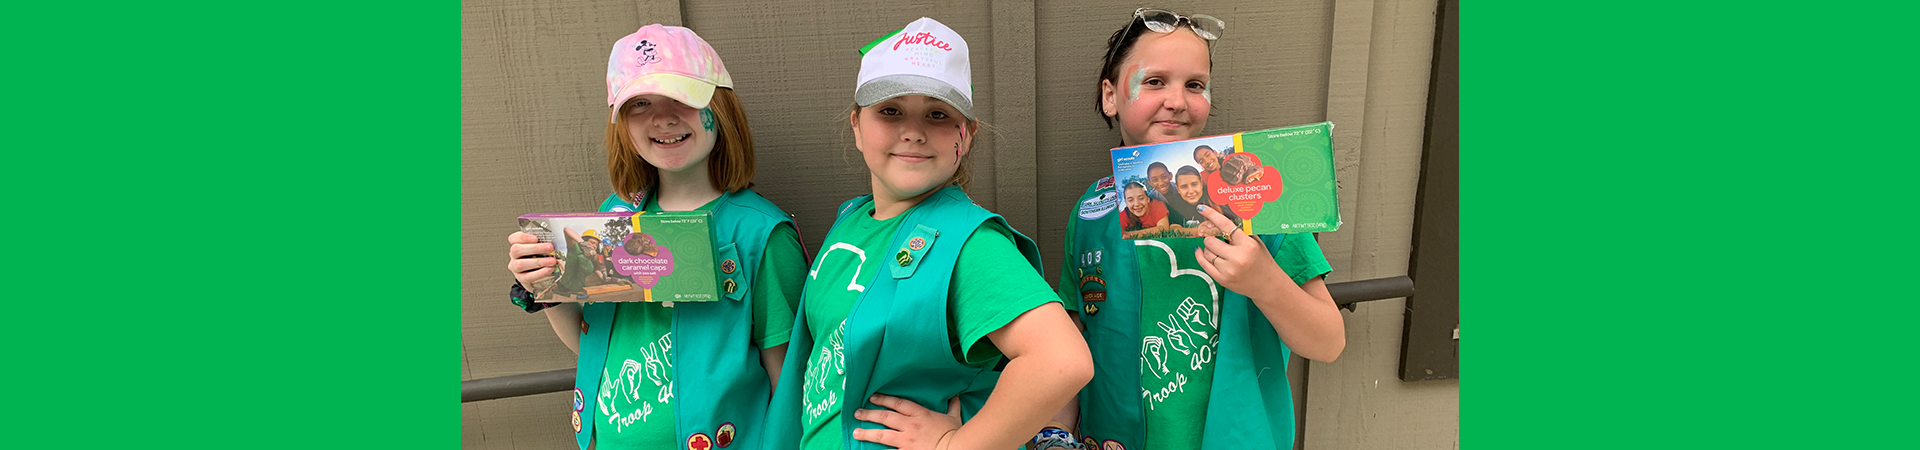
left=763, top=17, right=1092, bottom=450
left=505, top=24, right=808, bottom=450
left=1053, top=8, right=1346, bottom=450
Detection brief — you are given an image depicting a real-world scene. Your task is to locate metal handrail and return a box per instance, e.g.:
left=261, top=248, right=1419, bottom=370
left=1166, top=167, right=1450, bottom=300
left=461, top=275, right=1415, bottom=403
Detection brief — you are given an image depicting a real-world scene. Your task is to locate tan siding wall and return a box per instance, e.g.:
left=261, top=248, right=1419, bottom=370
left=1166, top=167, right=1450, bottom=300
left=461, top=0, right=1453, bottom=448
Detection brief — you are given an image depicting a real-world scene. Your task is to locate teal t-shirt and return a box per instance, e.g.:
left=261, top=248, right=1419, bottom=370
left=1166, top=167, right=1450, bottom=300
left=798, top=200, right=1057, bottom=450
left=1058, top=183, right=1331, bottom=450
left=595, top=194, right=806, bottom=449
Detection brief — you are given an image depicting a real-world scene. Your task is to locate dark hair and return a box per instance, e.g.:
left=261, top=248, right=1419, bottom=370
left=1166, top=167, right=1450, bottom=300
left=1124, top=180, right=1150, bottom=193
left=1176, top=165, right=1203, bottom=181
left=1192, top=145, right=1214, bottom=157
left=1147, top=161, right=1170, bottom=173
left=1095, top=12, right=1215, bottom=128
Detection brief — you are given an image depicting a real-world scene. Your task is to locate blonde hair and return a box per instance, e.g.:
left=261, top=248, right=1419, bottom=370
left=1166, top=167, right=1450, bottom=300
left=846, top=102, right=985, bottom=190
left=607, top=88, right=755, bottom=203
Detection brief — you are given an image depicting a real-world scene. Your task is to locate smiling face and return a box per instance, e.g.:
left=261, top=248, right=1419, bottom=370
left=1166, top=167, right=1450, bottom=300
left=1147, top=165, right=1173, bottom=197
left=621, top=94, right=718, bottom=176
left=1124, top=184, right=1151, bottom=216
left=1102, top=29, right=1213, bottom=147
left=1177, top=171, right=1206, bottom=205
left=1194, top=146, right=1220, bottom=172
left=852, top=95, right=975, bottom=202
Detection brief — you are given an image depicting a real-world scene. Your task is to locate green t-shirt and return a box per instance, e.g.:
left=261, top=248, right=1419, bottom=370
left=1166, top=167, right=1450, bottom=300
left=799, top=200, right=1057, bottom=450
left=1057, top=186, right=1331, bottom=449
left=595, top=195, right=806, bottom=450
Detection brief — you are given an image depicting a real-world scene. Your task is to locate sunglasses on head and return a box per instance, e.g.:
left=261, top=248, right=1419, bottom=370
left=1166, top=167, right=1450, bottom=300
left=1131, top=8, right=1225, bottom=41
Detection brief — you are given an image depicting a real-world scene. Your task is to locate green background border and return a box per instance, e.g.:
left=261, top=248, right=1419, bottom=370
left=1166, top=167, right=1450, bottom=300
left=6, top=0, right=1915, bottom=447
left=1468, top=2, right=1914, bottom=448
left=7, top=1, right=454, bottom=447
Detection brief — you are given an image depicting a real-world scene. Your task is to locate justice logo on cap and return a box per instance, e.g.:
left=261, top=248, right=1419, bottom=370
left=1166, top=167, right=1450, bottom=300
left=855, top=17, right=975, bottom=119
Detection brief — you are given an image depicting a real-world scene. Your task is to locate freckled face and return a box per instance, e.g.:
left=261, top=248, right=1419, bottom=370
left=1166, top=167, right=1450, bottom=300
left=1177, top=172, right=1206, bottom=205
left=622, top=94, right=717, bottom=175
left=852, top=95, right=973, bottom=201
left=1104, top=29, right=1213, bottom=146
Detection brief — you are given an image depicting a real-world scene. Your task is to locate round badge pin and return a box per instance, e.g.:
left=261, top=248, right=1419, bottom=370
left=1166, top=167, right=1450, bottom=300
left=571, top=411, right=582, bottom=433
left=715, top=422, right=737, bottom=448
left=687, top=432, right=714, bottom=450
left=907, top=236, right=926, bottom=251
left=572, top=389, right=584, bottom=412
left=720, top=259, right=736, bottom=274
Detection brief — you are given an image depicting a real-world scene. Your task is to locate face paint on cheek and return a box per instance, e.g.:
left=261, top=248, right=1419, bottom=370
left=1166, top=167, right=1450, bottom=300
left=1202, top=84, right=1212, bottom=104
left=1127, top=66, right=1146, bottom=102
left=699, top=108, right=715, bottom=132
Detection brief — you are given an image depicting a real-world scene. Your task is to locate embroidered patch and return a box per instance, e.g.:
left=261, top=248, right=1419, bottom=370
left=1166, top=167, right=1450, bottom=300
left=1096, top=176, right=1115, bottom=191
left=1083, top=302, right=1100, bottom=316
left=572, top=389, right=584, bottom=412
left=1102, top=439, right=1125, bottom=450
left=907, top=236, right=927, bottom=251
left=571, top=411, right=582, bottom=433
left=720, top=259, right=736, bottom=274
left=579, top=319, right=589, bottom=335
left=1083, top=437, right=1099, bottom=450
left=1078, top=191, right=1119, bottom=220
left=688, top=432, right=714, bottom=450
left=1081, top=289, right=1107, bottom=303
left=716, top=422, right=737, bottom=448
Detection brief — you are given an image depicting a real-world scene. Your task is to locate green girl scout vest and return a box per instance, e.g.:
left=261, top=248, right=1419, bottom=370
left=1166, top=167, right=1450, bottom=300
left=765, top=186, right=1044, bottom=450
left=574, top=188, right=794, bottom=450
left=1066, top=177, right=1300, bottom=450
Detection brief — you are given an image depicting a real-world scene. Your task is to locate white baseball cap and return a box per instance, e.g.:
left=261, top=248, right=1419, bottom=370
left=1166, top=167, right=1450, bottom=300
left=855, top=17, right=974, bottom=119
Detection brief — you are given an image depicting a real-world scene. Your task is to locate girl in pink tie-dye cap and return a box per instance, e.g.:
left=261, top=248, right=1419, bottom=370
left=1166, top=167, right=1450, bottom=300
left=506, top=24, right=809, bottom=450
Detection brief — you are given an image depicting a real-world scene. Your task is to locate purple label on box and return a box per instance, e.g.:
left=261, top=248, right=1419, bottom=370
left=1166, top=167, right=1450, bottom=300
left=611, top=234, right=675, bottom=289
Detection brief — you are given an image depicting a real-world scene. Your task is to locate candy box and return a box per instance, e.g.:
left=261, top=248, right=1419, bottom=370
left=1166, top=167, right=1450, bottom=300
left=516, top=211, right=719, bottom=303
left=1108, top=121, right=1341, bottom=239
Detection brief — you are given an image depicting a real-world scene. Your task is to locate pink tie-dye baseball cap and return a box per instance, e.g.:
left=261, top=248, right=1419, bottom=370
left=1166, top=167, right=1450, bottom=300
left=606, top=25, right=733, bottom=123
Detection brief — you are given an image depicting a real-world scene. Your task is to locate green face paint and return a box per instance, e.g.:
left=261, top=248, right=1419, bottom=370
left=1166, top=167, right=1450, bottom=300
left=699, top=107, right=715, bottom=132
left=1202, top=83, right=1212, bottom=104
left=1126, top=66, right=1146, bottom=102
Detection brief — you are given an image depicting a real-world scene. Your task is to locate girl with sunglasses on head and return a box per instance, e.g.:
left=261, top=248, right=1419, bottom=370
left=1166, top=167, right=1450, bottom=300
left=505, top=25, right=808, bottom=450
left=1052, top=8, right=1346, bottom=450
left=762, top=17, right=1092, bottom=450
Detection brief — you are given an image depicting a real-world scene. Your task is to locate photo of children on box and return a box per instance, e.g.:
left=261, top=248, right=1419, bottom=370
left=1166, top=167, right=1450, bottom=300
left=515, top=211, right=720, bottom=303
left=1109, top=121, right=1341, bottom=239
